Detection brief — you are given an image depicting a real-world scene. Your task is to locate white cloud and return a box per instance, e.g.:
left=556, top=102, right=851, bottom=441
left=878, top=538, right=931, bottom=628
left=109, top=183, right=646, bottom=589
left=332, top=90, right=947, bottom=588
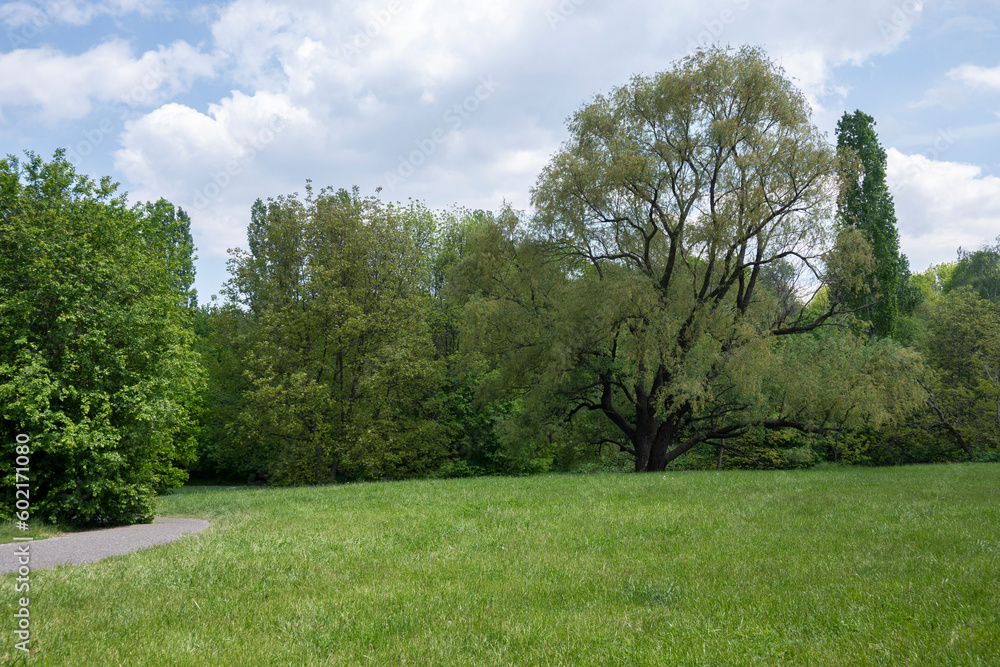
left=0, top=39, right=215, bottom=120
left=948, top=63, right=1000, bottom=91
left=112, top=0, right=935, bottom=250
left=887, top=148, right=1000, bottom=270
left=208, top=0, right=540, bottom=99
left=915, top=58, right=1000, bottom=109
left=199, top=0, right=929, bottom=152
left=114, top=90, right=318, bottom=256
left=736, top=0, right=922, bottom=116
left=0, top=0, right=165, bottom=29
left=59, top=0, right=930, bottom=301
left=936, top=15, right=997, bottom=34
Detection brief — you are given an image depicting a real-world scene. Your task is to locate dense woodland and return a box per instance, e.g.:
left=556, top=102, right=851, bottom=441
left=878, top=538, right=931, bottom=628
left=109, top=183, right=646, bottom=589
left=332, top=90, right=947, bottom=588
left=2, top=47, right=999, bottom=525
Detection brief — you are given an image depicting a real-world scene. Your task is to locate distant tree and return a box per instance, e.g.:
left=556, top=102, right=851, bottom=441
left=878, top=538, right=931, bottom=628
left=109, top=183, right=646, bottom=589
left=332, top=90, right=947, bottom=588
left=222, top=186, right=448, bottom=483
left=188, top=303, right=256, bottom=481
left=947, top=236, right=1000, bottom=301
left=137, top=198, right=198, bottom=310
left=428, top=208, right=496, bottom=361
left=456, top=47, right=924, bottom=472
left=836, top=110, right=904, bottom=338
left=910, top=263, right=955, bottom=303
left=0, top=151, right=204, bottom=525
left=918, top=287, right=1000, bottom=458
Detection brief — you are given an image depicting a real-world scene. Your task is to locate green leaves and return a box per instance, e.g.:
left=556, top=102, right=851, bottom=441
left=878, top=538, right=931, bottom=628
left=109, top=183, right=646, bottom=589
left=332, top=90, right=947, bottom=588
left=0, top=151, right=204, bottom=525
left=949, top=236, right=1000, bottom=302
left=219, top=187, right=448, bottom=484
left=836, top=110, right=903, bottom=338
left=917, top=288, right=1000, bottom=458
left=460, top=47, right=921, bottom=472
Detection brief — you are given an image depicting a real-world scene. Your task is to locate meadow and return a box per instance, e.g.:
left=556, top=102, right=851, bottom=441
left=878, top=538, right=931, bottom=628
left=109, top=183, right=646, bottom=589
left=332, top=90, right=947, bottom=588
left=3, top=464, right=998, bottom=665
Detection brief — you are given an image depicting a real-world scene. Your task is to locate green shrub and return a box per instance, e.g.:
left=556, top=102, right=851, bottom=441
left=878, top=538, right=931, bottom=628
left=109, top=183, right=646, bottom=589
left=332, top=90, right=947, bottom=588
left=0, top=152, right=203, bottom=525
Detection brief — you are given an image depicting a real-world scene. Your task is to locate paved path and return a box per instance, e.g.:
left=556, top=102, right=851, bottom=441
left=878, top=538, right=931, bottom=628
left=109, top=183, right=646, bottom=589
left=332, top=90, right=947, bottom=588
left=0, top=517, right=211, bottom=574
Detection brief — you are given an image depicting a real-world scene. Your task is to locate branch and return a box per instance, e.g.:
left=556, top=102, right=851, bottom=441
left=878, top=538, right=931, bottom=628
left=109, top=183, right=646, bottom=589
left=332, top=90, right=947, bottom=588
left=918, top=378, right=974, bottom=460
left=705, top=440, right=760, bottom=465
left=600, top=378, right=636, bottom=441
left=595, top=437, right=635, bottom=456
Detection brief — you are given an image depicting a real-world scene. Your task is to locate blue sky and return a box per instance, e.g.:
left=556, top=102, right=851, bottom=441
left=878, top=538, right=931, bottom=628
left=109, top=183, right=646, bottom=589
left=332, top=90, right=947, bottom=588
left=1, top=0, right=999, bottom=302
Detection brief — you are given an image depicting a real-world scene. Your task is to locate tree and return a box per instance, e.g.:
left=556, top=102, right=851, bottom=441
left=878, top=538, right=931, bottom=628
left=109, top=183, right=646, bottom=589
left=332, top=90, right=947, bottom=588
left=836, top=110, right=904, bottom=338
left=918, top=287, right=1000, bottom=459
left=947, top=236, right=1000, bottom=302
left=0, top=151, right=204, bottom=524
left=221, top=186, right=448, bottom=483
left=137, top=198, right=198, bottom=311
left=188, top=303, right=257, bottom=481
left=457, top=46, right=923, bottom=472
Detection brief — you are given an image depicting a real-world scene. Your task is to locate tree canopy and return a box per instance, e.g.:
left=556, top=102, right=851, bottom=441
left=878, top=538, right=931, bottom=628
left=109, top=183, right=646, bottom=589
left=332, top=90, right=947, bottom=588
left=216, top=186, right=449, bottom=483
left=949, top=236, right=1000, bottom=302
left=0, top=151, right=204, bottom=525
left=456, top=46, right=923, bottom=471
left=836, top=110, right=904, bottom=338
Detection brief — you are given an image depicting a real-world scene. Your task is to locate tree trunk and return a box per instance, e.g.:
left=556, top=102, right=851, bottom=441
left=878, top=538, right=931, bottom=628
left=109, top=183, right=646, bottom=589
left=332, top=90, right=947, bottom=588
left=648, top=427, right=672, bottom=471
left=634, top=429, right=653, bottom=472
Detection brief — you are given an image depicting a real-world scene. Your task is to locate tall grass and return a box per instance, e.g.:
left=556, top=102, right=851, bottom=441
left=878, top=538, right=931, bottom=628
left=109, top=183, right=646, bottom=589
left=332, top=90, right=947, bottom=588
left=3, top=464, right=997, bottom=665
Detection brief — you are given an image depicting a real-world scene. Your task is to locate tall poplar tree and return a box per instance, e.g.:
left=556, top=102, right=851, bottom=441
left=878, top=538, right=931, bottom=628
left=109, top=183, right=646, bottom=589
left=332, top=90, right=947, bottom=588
left=836, top=110, right=903, bottom=338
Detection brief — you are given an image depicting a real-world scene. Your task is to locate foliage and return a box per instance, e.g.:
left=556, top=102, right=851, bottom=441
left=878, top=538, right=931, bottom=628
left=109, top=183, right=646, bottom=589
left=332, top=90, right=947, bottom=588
left=219, top=186, right=449, bottom=484
left=432, top=374, right=549, bottom=477
left=836, top=110, right=904, bottom=338
left=424, top=207, right=560, bottom=478
left=875, top=259, right=1000, bottom=464
left=456, top=46, right=924, bottom=472
left=916, top=287, right=1000, bottom=458
left=669, top=427, right=820, bottom=471
left=910, top=262, right=954, bottom=303
left=863, top=420, right=971, bottom=466
left=429, top=208, right=497, bottom=361
left=0, top=151, right=204, bottom=525
left=136, top=198, right=198, bottom=311
left=947, top=235, right=1000, bottom=301
left=187, top=304, right=258, bottom=481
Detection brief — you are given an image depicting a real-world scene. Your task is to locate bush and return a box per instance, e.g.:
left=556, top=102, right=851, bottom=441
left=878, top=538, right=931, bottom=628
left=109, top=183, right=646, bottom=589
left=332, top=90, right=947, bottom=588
left=0, top=152, right=204, bottom=525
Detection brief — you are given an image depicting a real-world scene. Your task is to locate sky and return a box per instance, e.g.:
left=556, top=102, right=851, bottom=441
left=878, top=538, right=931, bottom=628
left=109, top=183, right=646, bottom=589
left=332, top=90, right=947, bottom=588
left=1, top=0, right=999, bottom=302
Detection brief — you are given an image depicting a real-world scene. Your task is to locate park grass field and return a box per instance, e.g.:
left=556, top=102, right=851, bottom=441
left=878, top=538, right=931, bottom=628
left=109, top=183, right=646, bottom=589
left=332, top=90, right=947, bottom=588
left=2, top=463, right=998, bottom=665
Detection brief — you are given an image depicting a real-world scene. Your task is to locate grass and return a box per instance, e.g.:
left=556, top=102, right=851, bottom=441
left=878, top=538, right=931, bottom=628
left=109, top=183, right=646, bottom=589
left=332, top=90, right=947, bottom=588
left=0, top=521, right=65, bottom=545
left=2, top=464, right=998, bottom=665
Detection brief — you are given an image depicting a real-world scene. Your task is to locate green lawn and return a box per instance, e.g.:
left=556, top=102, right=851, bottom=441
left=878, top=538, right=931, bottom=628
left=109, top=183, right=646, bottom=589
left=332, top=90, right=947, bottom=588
left=3, top=464, right=998, bottom=665
left=0, top=521, right=65, bottom=546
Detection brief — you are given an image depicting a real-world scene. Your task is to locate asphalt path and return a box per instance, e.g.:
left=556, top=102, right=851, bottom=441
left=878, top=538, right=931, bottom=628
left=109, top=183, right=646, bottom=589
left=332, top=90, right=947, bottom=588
left=0, top=517, right=211, bottom=574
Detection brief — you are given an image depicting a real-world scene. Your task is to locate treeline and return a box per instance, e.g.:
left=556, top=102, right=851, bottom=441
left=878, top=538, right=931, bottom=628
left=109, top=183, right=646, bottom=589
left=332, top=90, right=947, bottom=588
left=191, top=190, right=534, bottom=484
left=190, top=193, right=1000, bottom=482
left=2, top=46, right=998, bottom=526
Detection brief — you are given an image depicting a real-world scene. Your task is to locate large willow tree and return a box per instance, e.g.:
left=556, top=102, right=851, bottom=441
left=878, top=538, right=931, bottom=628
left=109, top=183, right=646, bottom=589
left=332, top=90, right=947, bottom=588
left=458, top=47, right=922, bottom=471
